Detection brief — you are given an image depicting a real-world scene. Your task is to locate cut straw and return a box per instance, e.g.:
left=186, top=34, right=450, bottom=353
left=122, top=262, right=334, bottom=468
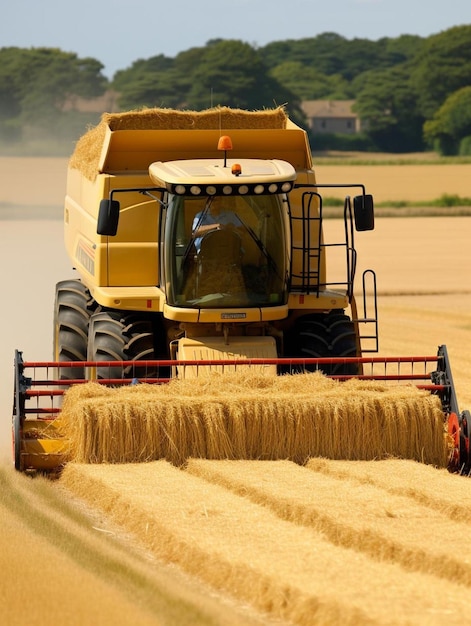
left=59, top=371, right=449, bottom=467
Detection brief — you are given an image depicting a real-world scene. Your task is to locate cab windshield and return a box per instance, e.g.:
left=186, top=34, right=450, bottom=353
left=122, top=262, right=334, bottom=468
left=164, top=193, right=288, bottom=308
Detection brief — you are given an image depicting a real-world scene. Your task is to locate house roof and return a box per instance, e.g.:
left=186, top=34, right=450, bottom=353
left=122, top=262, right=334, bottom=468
left=301, top=100, right=356, bottom=118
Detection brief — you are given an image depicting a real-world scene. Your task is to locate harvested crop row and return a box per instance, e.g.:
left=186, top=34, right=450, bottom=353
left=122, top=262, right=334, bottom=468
left=0, top=467, right=162, bottom=626
left=186, top=459, right=471, bottom=586
left=61, top=461, right=471, bottom=626
left=307, top=457, right=471, bottom=522
left=59, top=372, right=448, bottom=467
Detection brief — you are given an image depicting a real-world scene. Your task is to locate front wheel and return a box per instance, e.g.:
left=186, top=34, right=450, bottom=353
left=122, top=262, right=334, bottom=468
left=87, top=311, right=157, bottom=380
left=289, top=310, right=359, bottom=375
left=53, top=279, right=95, bottom=379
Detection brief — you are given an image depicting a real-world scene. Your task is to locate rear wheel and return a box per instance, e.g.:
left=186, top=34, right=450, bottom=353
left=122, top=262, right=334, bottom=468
left=53, top=279, right=95, bottom=379
left=87, top=310, right=158, bottom=379
left=289, top=310, right=359, bottom=375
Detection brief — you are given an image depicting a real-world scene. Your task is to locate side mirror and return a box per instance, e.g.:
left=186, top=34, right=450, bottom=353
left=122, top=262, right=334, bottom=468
left=97, top=199, right=120, bottom=236
left=353, top=194, right=374, bottom=231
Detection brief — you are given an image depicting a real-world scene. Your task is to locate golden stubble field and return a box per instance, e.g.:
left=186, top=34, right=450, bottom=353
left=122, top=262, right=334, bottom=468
left=317, top=161, right=471, bottom=203
left=1, top=156, right=471, bottom=625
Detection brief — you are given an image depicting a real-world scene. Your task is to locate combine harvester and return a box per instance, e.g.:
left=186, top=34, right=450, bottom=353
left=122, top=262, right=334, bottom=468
left=12, top=107, right=470, bottom=474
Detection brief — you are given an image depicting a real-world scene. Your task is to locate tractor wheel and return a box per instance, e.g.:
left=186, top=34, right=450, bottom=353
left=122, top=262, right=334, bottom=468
left=87, top=310, right=158, bottom=380
left=53, top=279, right=95, bottom=379
left=290, top=310, right=359, bottom=375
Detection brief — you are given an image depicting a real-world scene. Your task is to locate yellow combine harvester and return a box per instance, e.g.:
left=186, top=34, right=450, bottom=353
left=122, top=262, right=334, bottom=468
left=12, top=107, right=470, bottom=473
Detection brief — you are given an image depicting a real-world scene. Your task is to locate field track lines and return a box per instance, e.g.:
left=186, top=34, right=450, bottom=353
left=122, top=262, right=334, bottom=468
left=306, top=458, right=471, bottom=522
left=62, top=461, right=471, bottom=626
left=186, top=459, right=471, bottom=587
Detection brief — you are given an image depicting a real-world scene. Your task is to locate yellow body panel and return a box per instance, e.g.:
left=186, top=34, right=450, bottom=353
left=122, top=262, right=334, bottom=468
left=288, top=291, right=349, bottom=310
left=65, top=170, right=160, bottom=294
left=21, top=419, right=69, bottom=471
left=176, top=336, right=278, bottom=377
left=197, top=307, right=283, bottom=324
left=163, top=304, right=290, bottom=324
left=92, top=285, right=165, bottom=311
left=98, top=125, right=312, bottom=173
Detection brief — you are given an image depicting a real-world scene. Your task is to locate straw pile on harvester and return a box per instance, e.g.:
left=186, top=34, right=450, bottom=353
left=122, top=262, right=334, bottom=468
left=59, top=371, right=449, bottom=467
left=69, top=106, right=288, bottom=181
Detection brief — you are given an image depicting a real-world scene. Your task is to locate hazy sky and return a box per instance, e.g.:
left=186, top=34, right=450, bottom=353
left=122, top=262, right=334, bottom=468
left=2, top=0, right=470, bottom=77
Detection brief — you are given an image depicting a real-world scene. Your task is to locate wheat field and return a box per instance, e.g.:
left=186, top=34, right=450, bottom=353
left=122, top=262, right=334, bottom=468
left=1, top=156, right=471, bottom=625
left=60, top=459, right=471, bottom=626
left=316, top=163, right=471, bottom=203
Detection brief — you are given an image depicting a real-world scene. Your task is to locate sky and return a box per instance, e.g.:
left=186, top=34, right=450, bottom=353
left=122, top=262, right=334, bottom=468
left=1, top=0, right=471, bottom=78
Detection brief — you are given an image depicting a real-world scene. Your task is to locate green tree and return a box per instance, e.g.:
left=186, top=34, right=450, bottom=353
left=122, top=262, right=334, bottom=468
left=19, top=49, right=105, bottom=118
left=0, top=47, right=107, bottom=139
left=353, top=64, right=424, bottom=152
left=3, top=26, right=469, bottom=155
left=411, top=25, right=471, bottom=119
left=113, top=55, right=189, bottom=109
left=270, top=61, right=351, bottom=100
left=185, top=40, right=294, bottom=110
left=112, top=40, right=305, bottom=124
left=113, top=54, right=180, bottom=108
left=0, top=48, right=32, bottom=138
left=424, top=86, right=471, bottom=155
left=381, top=34, right=424, bottom=64
left=260, top=33, right=406, bottom=81
left=261, top=33, right=349, bottom=75
left=114, top=71, right=185, bottom=109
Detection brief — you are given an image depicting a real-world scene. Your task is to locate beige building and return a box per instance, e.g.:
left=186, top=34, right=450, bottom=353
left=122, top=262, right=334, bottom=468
left=301, top=100, right=364, bottom=134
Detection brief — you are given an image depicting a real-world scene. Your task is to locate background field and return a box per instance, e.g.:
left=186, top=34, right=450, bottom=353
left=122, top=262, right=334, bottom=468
left=318, top=163, right=471, bottom=204
left=2, top=155, right=471, bottom=207
left=1, top=157, right=470, bottom=625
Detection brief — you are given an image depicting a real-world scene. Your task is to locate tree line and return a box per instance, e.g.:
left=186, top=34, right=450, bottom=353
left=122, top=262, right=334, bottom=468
left=1, top=25, right=470, bottom=155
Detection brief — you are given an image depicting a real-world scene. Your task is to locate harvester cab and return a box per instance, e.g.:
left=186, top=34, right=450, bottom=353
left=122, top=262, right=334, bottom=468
left=10, top=106, right=470, bottom=475
left=101, top=155, right=296, bottom=312
left=94, top=146, right=376, bottom=369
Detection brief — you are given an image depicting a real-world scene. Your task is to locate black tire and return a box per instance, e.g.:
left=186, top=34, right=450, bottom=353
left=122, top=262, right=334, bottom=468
left=289, top=310, right=359, bottom=375
left=87, top=310, right=157, bottom=380
left=53, top=279, right=95, bottom=379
